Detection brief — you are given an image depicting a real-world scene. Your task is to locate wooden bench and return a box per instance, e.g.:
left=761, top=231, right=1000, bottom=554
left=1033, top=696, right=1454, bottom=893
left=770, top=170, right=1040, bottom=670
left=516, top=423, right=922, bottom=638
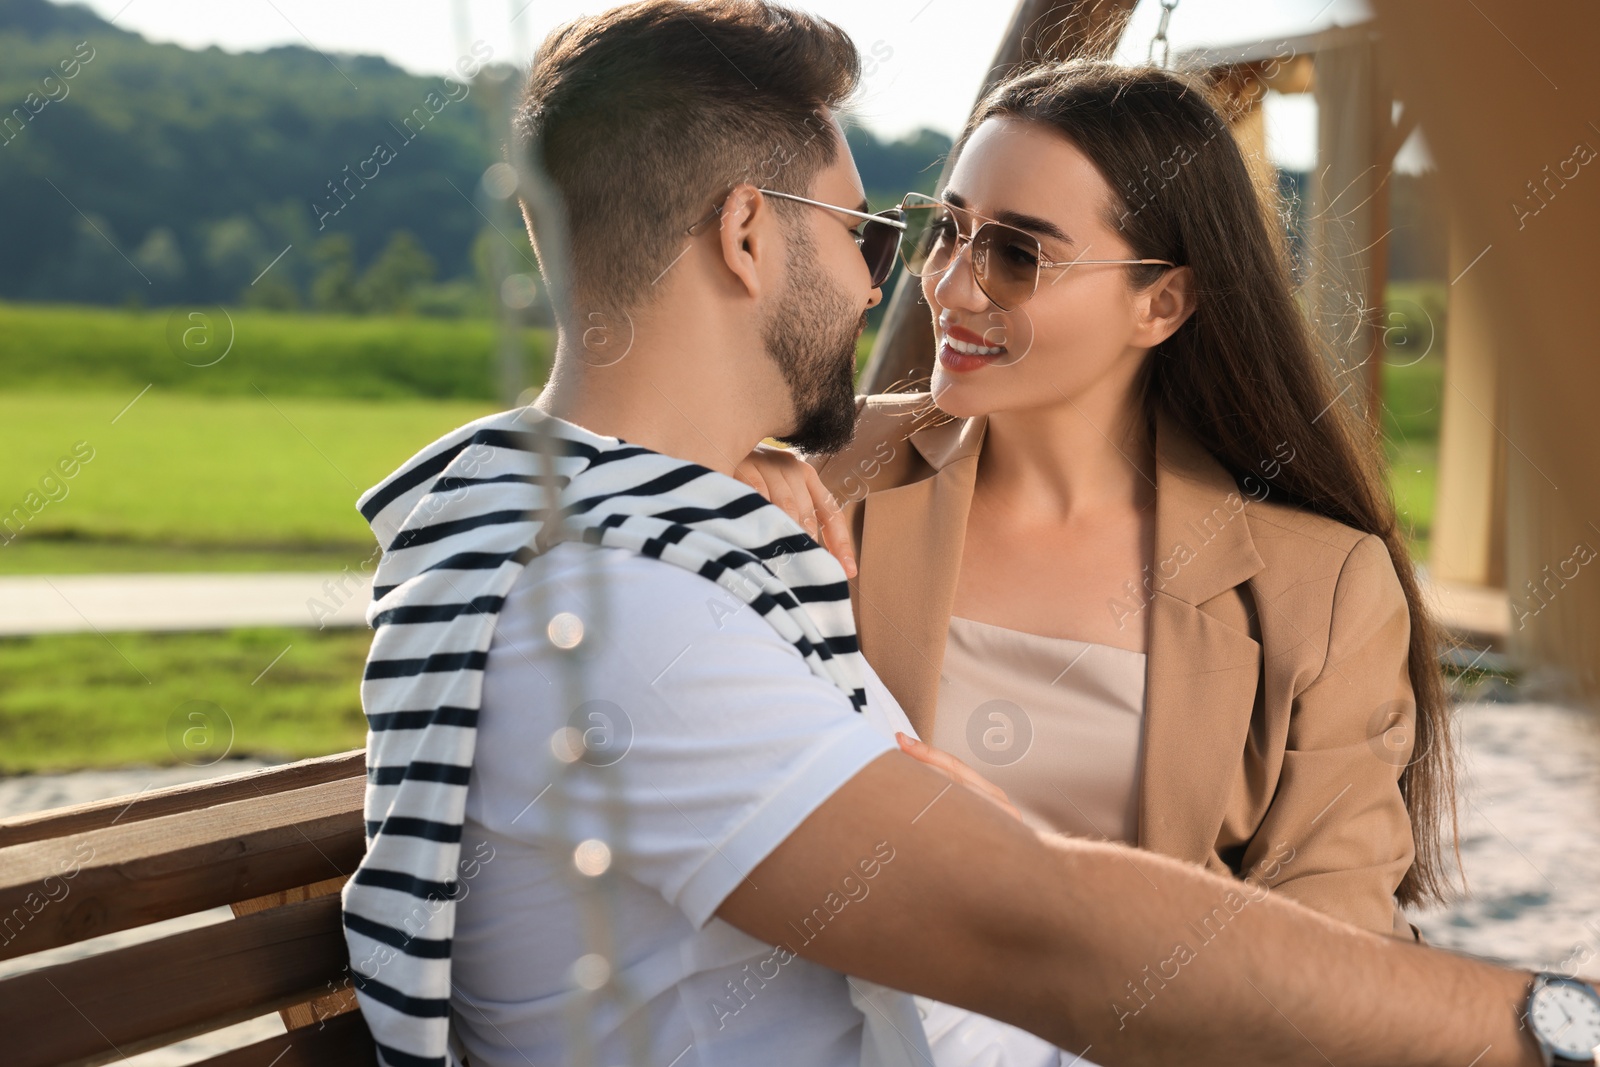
left=0, top=750, right=379, bottom=1067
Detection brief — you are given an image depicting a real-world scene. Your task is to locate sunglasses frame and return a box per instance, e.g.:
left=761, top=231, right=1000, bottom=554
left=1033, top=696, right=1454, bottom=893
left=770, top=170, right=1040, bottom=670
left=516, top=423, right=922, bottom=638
left=897, top=191, right=1178, bottom=311
left=687, top=189, right=908, bottom=288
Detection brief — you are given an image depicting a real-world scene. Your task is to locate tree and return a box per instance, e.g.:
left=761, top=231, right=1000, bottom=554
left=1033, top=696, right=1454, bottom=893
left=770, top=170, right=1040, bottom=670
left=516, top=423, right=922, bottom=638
left=356, top=230, right=436, bottom=314
left=309, top=234, right=361, bottom=314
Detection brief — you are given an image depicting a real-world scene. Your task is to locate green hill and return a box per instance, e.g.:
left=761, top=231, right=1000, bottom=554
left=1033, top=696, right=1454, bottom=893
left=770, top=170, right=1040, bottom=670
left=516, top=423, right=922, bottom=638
left=0, top=0, right=952, bottom=312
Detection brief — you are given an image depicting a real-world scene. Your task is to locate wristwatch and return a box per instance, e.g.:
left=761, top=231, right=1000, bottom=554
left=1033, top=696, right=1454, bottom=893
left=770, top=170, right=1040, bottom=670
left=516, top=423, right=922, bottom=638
left=1524, top=971, right=1600, bottom=1065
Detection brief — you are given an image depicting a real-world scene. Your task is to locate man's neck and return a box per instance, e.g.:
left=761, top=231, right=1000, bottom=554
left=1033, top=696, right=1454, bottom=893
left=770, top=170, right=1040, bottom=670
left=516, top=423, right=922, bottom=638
left=533, top=345, right=776, bottom=478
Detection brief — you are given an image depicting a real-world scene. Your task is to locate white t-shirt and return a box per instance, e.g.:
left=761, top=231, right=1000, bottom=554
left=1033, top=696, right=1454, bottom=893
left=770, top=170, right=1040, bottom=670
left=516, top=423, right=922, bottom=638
left=451, top=540, right=1079, bottom=1067
left=452, top=541, right=922, bottom=1067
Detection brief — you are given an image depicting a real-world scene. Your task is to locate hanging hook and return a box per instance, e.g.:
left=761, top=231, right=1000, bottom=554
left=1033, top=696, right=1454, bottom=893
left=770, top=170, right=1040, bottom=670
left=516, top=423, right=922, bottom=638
left=1147, top=0, right=1181, bottom=69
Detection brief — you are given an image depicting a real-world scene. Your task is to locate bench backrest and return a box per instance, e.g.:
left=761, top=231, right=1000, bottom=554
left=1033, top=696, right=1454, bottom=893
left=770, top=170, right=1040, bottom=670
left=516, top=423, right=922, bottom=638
left=0, top=750, right=379, bottom=1067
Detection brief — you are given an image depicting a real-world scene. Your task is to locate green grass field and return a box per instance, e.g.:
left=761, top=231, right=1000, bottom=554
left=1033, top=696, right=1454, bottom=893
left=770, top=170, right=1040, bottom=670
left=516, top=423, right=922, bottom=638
left=0, top=302, right=550, bottom=400
left=0, top=355, right=1441, bottom=573
left=0, top=392, right=500, bottom=573
left=0, top=300, right=879, bottom=573
left=0, top=298, right=1445, bottom=774
left=0, top=627, right=369, bottom=774
left=1379, top=344, right=1444, bottom=559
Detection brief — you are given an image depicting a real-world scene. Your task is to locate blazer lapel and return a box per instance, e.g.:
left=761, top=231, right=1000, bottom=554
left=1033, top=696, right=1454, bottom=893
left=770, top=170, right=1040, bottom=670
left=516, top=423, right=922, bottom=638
left=1136, top=415, right=1266, bottom=863
left=853, top=405, right=1265, bottom=867
left=854, top=412, right=985, bottom=740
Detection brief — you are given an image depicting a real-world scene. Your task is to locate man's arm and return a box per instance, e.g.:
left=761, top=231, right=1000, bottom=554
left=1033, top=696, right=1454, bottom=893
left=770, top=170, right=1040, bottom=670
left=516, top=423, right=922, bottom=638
left=716, top=749, right=1542, bottom=1067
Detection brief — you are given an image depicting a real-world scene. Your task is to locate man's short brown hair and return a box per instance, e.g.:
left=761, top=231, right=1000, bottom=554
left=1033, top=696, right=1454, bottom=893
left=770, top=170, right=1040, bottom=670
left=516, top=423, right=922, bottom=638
left=514, top=0, right=860, bottom=316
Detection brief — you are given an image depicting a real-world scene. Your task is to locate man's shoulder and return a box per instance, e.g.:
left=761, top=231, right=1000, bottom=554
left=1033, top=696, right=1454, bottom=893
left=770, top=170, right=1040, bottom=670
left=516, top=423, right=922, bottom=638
left=526, top=541, right=738, bottom=598
left=510, top=541, right=791, bottom=655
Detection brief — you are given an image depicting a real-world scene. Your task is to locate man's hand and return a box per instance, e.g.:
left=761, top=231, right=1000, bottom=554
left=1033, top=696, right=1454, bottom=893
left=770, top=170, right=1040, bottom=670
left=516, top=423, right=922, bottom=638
left=733, top=444, right=856, bottom=578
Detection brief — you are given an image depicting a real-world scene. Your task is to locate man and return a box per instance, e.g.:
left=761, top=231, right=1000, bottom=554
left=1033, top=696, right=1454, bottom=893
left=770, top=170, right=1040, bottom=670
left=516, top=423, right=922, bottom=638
left=340, top=2, right=1600, bottom=1066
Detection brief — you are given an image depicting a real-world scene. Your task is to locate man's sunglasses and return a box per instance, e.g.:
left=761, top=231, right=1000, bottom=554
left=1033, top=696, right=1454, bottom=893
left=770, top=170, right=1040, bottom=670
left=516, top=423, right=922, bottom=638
left=896, top=191, right=1178, bottom=312
left=688, top=190, right=908, bottom=289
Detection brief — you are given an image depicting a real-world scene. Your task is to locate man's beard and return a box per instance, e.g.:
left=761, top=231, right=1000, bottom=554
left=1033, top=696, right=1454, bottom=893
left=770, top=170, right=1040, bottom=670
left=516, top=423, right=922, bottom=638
left=761, top=230, right=864, bottom=456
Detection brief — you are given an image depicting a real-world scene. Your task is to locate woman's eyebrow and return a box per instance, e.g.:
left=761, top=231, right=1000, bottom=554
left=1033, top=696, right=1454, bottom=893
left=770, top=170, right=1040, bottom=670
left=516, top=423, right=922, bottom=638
left=994, top=208, right=1072, bottom=244
left=943, top=191, right=1073, bottom=244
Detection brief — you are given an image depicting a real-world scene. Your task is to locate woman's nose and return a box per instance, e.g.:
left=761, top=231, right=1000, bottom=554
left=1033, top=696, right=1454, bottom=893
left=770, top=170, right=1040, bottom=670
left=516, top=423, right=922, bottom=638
left=931, top=240, right=991, bottom=314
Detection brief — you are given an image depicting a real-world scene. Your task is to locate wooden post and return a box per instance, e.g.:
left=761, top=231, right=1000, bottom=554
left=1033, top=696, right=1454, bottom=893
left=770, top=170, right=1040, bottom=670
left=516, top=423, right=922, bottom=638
left=1372, top=0, right=1600, bottom=704
left=1305, top=29, right=1394, bottom=430
left=1430, top=224, right=1507, bottom=590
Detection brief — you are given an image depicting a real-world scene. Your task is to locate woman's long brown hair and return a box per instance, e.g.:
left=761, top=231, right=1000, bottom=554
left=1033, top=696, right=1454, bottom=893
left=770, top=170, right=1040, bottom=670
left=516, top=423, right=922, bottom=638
left=916, top=60, right=1458, bottom=906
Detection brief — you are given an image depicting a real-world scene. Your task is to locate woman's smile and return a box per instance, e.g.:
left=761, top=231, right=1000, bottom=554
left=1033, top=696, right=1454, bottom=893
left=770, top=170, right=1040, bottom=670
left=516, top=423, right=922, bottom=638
left=938, top=320, right=1007, bottom=372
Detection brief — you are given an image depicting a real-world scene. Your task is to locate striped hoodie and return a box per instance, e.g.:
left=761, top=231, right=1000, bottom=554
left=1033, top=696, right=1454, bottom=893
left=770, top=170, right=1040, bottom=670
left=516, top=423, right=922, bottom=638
left=339, top=403, right=877, bottom=1067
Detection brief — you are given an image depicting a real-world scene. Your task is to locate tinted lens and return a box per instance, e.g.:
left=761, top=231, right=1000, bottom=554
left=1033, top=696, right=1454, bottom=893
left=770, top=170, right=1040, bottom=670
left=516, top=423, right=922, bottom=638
left=861, top=212, right=903, bottom=288
left=899, top=198, right=958, bottom=277
left=970, top=222, right=1042, bottom=311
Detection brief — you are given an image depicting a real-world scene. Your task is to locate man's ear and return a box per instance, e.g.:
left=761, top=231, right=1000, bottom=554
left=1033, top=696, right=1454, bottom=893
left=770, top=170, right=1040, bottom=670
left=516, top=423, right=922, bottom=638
left=716, top=184, right=768, bottom=301
left=1133, top=264, right=1195, bottom=348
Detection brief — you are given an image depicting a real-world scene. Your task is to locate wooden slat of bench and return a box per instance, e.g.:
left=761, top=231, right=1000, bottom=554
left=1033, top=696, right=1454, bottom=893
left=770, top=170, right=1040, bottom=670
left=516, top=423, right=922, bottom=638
left=0, top=777, right=364, bottom=961
left=0, top=750, right=366, bottom=849
left=232, top=875, right=356, bottom=1031
left=191, top=1009, right=379, bottom=1067
left=0, top=893, right=350, bottom=1067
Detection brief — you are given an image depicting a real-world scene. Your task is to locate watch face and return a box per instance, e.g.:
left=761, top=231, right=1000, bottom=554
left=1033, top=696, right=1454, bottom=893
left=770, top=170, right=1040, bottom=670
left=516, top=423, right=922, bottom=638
left=1531, top=982, right=1600, bottom=1061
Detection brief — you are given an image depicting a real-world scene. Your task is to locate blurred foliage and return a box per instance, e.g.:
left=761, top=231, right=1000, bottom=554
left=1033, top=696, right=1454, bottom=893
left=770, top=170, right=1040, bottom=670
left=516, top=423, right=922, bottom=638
left=0, top=0, right=954, bottom=315
left=354, top=230, right=437, bottom=313
left=1379, top=282, right=1446, bottom=444
left=847, top=123, right=951, bottom=213
left=1380, top=281, right=1449, bottom=389
left=0, top=0, right=491, bottom=307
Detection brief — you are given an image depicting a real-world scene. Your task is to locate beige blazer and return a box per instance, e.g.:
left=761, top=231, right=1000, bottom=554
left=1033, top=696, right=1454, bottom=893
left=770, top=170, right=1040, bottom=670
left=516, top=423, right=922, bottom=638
left=810, top=392, right=1420, bottom=940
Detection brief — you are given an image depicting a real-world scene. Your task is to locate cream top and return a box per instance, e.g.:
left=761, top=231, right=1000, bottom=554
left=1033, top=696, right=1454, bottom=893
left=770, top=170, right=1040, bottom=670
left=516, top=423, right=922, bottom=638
left=930, top=614, right=1148, bottom=843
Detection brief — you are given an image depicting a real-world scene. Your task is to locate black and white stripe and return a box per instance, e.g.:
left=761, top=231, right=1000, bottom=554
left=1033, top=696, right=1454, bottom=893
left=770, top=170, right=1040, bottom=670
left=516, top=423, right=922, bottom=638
left=341, top=406, right=866, bottom=1067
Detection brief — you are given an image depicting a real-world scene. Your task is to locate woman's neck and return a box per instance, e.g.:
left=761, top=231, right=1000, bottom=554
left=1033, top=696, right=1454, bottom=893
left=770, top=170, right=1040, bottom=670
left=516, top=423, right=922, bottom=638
left=974, top=391, right=1155, bottom=523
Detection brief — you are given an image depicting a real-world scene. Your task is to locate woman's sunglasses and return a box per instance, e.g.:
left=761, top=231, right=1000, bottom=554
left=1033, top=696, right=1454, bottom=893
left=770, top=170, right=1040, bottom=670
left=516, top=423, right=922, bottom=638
left=689, top=190, right=908, bottom=289
left=896, top=191, right=1177, bottom=312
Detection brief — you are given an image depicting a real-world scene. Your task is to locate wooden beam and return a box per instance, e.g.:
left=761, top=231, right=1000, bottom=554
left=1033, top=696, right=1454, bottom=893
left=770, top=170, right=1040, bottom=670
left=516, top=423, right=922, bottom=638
left=859, top=0, right=1138, bottom=395
left=0, top=894, right=348, bottom=1067
left=232, top=875, right=358, bottom=1031
left=191, top=1011, right=378, bottom=1067
left=0, top=777, right=363, bottom=960
left=0, top=750, right=364, bottom=849
left=1209, top=66, right=1277, bottom=215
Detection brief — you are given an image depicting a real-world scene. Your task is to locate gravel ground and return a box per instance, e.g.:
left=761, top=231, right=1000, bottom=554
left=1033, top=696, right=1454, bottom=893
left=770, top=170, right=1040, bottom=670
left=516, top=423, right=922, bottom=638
left=4, top=701, right=1597, bottom=1063
left=1406, top=701, right=1600, bottom=973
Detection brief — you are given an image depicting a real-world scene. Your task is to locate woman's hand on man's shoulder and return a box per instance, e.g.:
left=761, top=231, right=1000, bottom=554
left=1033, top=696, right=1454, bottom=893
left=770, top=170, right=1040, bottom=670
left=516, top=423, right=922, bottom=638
left=733, top=444, right=856, bottom=578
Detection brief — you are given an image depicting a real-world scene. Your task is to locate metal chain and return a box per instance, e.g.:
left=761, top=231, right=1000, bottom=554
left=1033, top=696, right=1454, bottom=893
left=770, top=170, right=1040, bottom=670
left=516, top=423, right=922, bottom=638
left=461, top=4, right=649, bottom=1062
left=1147, top=0, right=1181, bottom=68
left=500, top=111, right=652, bottom=1067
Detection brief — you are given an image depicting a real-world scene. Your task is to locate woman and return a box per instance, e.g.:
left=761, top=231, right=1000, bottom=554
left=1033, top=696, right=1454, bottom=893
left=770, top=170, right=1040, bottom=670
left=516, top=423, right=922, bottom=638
left=736, top=60, right=1458, bottom=947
